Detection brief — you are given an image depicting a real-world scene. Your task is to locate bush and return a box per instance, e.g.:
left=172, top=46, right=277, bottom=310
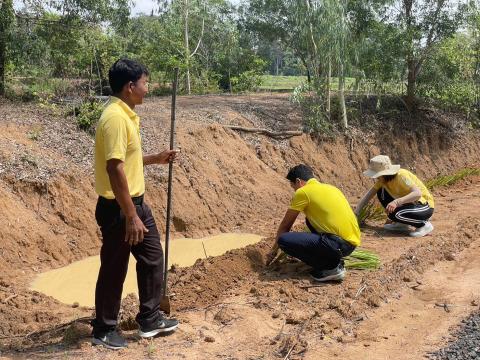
left=418, top=81, right=476, bottom=114
left=231, top=70, right=263, bottom=92
left=6, top=77, right=78, bottom=102
left=76, top=100, right=104, bottom=133
left=290, top=83, right=334, bottom=134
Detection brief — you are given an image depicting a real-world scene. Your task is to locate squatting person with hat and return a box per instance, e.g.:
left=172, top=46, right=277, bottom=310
left=355, top=155, right=434, bottom=237
left=266, top=164, right=361, bottom=282
left=91, top=58, right=178, bottom=349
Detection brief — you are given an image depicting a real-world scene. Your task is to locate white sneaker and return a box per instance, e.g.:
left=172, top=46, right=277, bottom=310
left=383, top=222, right=411, bottom=231
left=409, top=222, right=434, bottom=237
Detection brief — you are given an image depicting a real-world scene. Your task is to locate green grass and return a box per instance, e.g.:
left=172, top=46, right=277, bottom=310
left=259, top=75, right=307, bottom=90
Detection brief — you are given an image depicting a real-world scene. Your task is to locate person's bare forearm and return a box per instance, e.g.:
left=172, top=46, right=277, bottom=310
left=143, top=154, right=160, bottom=166
left=395, top=188, right=422, bottom=206
left=275, top=222, right=292, bottom=243
left=274, top=210, right=299, bottom=243
left=107, top=163, right=136, bottom=218
left=143, top=149, right=179, bottom=166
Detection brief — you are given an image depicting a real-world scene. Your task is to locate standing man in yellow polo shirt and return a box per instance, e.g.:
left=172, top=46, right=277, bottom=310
left=267, top=164, right=361, bottom=282
left=92, top=59, right=178, bottom=349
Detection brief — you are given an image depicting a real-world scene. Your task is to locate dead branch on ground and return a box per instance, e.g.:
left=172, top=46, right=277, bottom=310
left=224, top=125, right=303, bottom=139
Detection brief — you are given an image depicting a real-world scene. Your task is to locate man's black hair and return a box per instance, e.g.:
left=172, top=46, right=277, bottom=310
left=108, top=58, right=149, bottom=94
left=286, top=164, right=314, bottom=182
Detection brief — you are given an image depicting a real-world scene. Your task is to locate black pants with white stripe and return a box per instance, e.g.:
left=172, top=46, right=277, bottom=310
left=377, top=188, right=434, bottom=228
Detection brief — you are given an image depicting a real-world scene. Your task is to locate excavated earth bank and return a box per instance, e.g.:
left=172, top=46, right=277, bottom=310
left=0, top=94, right=479, bottom=358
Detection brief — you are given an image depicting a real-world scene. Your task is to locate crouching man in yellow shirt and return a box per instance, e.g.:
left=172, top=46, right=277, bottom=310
left=267, top=164, right=361, bottom=282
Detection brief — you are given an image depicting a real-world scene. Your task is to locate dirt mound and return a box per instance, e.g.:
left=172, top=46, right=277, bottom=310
left=0, top=280, right=90, bottom=344
left=169, top=240, right=271, bottom=310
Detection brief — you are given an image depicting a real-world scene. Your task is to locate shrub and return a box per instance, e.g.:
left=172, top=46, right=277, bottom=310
left=290, top=83, right=334, bottom=134
left=76, top=100, right=104, bottom=133
left=230, top=70, right=263, bottom=93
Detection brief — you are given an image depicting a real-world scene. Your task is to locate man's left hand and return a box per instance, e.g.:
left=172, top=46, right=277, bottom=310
left=156, top=149, right=180, bottom=164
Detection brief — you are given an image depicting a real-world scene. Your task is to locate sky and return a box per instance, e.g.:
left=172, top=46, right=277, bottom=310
left=131, top=0, right=157, bottom=16
left=13, top=0, right=239, bottom=16
left=12, top=0, right=159, bottom=15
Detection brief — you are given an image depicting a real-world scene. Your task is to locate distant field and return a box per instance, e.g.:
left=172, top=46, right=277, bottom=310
left=259, top=75, right=356, bottom=91
left=259, top=75, right=307, bottom=90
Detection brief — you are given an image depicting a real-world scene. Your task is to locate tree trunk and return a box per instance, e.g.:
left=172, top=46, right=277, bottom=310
left=301, top=57, right=311, bottom=83
left=0, top=34, right=5, bottom=97
left=406, top=58, right=416, bottom=109
left=0, top=0, right=14, bottom=96
left=184, top=0, right=191, bottom=95
left=325, top=58, right=331, bottom=120
left=338, top=62, right=348, bottom=128
left=404, top=0, right=415, bottom=110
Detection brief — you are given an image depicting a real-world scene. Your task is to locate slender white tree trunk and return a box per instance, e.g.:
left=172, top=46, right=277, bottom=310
left=326, top=58, right=331, bottom=120
left=338, top=62, right=348, bottom=128
left=184, top=0, right=191, bottom=95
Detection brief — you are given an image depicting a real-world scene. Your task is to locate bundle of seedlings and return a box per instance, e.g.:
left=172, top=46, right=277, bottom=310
left=344, top=249, right=381, bottom=270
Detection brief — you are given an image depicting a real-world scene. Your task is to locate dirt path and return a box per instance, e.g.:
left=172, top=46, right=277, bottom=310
left=311, top=235, right=480, bottom=360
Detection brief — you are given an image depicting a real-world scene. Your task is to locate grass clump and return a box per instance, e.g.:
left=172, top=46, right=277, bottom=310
left=356, top=202, right=385, bottom=226
left=425, top=168, right=480, bottom=190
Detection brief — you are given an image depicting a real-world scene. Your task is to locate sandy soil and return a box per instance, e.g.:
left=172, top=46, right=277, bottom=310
left=3, top=176, right=479, bottom=360
left=0, top=94, right=479, bottom=359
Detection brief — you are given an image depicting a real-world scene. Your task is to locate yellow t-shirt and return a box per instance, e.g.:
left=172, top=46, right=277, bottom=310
left=289, top=179, right=361, bottom=246
left=94, top=97, right=145, bottom=199
left=373, top=169, right=434, bottom=208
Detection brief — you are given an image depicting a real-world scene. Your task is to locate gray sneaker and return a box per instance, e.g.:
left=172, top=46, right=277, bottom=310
left=92, top=329, right=127, bottom=350
left=310, top=263, right=346, bottom=282
left=383, top=222, right=411, bottom=231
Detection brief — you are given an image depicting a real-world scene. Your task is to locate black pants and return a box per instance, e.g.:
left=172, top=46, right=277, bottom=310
left=277, top=220, right=355, bottom=271
left=377, top=188, right=434, bottom=228
left=92, top=195, right=164, bottom=334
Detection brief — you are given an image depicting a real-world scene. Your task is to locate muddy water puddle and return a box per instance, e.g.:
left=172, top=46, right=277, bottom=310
left=30, top=233, right=263, bottom=307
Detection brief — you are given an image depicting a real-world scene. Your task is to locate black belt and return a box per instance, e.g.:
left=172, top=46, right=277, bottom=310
left=98, top=194, right=144, bottom=206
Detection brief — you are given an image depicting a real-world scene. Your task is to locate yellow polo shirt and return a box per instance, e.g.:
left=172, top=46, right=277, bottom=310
left=94, top=97, right=145, bottom=199
left=289, top=179, right=361, bottom=246
left=373, top=169, right=434, bottom=208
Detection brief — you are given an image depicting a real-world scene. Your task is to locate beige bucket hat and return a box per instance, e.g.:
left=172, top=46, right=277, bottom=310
left=363, top=155, right=401, bottom=178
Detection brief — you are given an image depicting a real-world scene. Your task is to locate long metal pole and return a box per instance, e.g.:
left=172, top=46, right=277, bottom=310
left=163, top=67, right=179, bottom=297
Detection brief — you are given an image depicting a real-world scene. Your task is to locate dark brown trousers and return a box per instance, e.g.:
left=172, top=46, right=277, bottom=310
left=92, top=195, right=164, bottom=333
